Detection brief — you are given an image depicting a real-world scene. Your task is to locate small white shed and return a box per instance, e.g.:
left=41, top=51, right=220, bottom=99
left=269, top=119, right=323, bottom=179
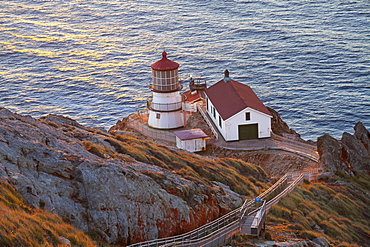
left=174, top=128, right=209, bottom=152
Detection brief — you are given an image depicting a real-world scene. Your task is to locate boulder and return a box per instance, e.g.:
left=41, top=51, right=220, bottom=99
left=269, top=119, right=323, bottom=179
left=317, top=122, right=370, bottom=173
left=317, top=134, right=346, bottom=172
left=312, top=238, right=329, bottom=247
left=354, top=122, right=370, bottom=154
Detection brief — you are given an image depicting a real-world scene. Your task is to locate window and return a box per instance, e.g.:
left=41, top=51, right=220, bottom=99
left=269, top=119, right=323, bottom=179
left=156, top=113, right=160, bottom=119
left=206, top=98, right=209, bottom=111
left=219, top=116, right=222, bottom=128
left=152, top=69, right=178, bottom=91
left=245, top=112, right=250, bottom=121
left=213, top=107, right=216, bottom=118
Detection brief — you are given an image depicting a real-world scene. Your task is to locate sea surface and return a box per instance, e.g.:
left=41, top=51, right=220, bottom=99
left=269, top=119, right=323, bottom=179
left=1, top=0, right=369, bottom=140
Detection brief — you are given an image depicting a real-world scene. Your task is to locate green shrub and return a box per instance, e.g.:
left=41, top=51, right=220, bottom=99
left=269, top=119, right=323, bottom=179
left=319, top=220, right=351, bottom=241
left=327, top=194, right=360, bottom=218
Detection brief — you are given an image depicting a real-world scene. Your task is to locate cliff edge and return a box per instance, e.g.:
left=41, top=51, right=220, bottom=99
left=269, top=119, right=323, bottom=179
left=0, top=107, right=267, bottom=245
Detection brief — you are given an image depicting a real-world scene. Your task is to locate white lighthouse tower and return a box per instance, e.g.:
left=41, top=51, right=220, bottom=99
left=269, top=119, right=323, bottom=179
left=147, top=52, right=184, bottom=129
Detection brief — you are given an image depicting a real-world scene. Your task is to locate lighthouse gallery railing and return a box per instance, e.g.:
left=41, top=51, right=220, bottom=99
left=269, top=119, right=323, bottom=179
left=147, top=100, right=182, bottom=112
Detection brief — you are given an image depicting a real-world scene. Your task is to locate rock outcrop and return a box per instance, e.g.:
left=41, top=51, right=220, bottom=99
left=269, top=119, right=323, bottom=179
left=0, top=108, right=245, bottom=245
left=267, top=107, right=303, bottom=141
left=317, top=122, right=370, bottom=173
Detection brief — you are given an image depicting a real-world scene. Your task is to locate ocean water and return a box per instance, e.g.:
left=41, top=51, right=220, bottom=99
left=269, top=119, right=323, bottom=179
left=1, top=0, right=369, bottom=141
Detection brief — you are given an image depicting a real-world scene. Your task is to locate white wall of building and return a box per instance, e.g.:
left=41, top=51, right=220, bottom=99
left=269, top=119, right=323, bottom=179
left=206, top=98, right=226, bottom=138
left=176, top=138, right=207, bottom=152
left=148, top=91, right=184, bottom=129
left=148, top=111, right=184, bottom=129
left=224, top=108, right=271, bottom=141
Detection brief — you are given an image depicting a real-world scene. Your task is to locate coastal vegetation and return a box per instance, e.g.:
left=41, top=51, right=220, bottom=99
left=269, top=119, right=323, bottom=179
left=265, top=171, right=370, bottom=246
left=1, top=108, right=275, bottom=245
left=90, top=132, right=269, bottom=197
left=0, top=180, right=95, bottom=247
left=1, top=108, right=368, bottom=246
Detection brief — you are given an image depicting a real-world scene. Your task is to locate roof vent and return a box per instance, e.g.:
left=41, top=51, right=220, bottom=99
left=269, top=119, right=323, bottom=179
left=224, top=69, right=231, bottom=82
left=162, top=51, right=167, bottom=59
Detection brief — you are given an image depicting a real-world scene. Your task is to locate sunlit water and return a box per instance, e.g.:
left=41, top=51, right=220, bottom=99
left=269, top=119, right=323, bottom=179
left=1, top=0, right=369, bottom=140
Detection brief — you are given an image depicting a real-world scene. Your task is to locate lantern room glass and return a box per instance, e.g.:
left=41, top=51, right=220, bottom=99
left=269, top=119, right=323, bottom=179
left=152, top=69, right=179, bottom=91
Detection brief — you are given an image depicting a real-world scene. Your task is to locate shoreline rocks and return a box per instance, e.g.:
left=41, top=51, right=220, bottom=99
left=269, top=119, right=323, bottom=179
left=317, top=122, right=370, bottom=173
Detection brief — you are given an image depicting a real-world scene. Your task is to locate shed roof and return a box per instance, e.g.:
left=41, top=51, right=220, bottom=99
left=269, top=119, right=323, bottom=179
left=183, top=90, right=202, bottom=103
left=205, top=78, right=271, bottom=120
left=150, top=51, right=179, bottom=71
left=174, top=128, right=209, bottom=140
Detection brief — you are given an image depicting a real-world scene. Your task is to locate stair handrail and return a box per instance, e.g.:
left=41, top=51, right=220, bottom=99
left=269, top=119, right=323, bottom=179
left=196, top=103, right=219, bottom=140
left=266, top=174, right=304, bottom=211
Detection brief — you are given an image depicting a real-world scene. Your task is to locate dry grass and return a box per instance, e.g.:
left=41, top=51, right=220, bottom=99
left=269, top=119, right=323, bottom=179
left=82, top=141, right=113, bottom=159
left=0, top=181, right=96, bottom=247
left=267, top=171, right=370, bottom=246
left=102, top=133, right=269, bottom=197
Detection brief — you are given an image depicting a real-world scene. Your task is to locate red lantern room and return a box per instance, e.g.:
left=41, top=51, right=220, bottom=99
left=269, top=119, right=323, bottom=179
left=150, top=51, right=182, bottom=92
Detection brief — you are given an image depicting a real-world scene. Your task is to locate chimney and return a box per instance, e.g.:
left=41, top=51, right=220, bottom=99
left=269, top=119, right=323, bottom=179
left=224, top=69, right=231, bottom=82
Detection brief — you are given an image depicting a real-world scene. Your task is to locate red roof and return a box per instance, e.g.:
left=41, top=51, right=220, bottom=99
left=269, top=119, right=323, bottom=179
left=205, top=79, right=271, bottom=120
left=150, top=51, right=179, bottom=71
left=174, top=129, right=209, bottom=140
left=183, top=90, right=201, bottom=103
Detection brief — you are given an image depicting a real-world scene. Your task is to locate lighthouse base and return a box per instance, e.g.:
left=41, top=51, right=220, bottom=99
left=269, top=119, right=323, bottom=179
left=148, top=110, right=184, bottom=129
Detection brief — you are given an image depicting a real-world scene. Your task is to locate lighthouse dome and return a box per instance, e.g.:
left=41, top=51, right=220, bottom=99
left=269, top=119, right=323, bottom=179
left=151, top=51, right=179, bottom=71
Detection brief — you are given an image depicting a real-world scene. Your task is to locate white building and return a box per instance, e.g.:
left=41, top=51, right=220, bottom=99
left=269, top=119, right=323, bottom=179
left=147, top=52, right=184, bottom=129
left=174, top=129, right=209, bottom=152
left=204, top=70, right=272, bottom=141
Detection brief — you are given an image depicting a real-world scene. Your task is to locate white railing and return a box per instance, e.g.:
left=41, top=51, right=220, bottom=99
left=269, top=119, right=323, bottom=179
left=196, top=103, right=219, bottom=140
left=147, top=100, right=183, bottom=112
left=266, top=174, right=304, bottom=211
left=271, top=133, right=319, bottom=162
left=127, top=206, right=242, bottom=247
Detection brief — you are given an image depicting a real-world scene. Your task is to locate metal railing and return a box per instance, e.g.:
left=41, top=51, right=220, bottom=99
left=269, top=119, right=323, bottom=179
left=127, top=206, right=242, bottom=247
left=239, top=174, right=288, bottom=218
left=271, top=133, right=319, bottom=162
left=266, top=174, right=304, bottom=212
left=271, top=133, right=317, bottom=152
left=147, top=100, right=182, bottom=112
left=196, top=103, right=219, bottom=140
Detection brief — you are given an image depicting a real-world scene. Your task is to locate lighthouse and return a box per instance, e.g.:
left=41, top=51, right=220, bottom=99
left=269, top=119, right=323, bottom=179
left=147, top=52, right=184, bottom=129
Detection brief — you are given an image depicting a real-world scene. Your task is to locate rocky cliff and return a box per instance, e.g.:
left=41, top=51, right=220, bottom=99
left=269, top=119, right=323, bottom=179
left=267, top=106, right=303, bottom=141
left=317, top=122, right=370, bottom=173
left=0, top=108, right=267, bottom=245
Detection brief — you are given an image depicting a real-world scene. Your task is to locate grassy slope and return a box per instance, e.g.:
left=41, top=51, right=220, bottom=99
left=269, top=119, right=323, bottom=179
left=266, top=171, right=370, bottom=246
left=0, top=180, right=96, bottom=247
left=4, top=127, right=368, bottom=246
left=85, top=132, right=269, bottom=197
left=0, top=130, right=271, bottom=246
